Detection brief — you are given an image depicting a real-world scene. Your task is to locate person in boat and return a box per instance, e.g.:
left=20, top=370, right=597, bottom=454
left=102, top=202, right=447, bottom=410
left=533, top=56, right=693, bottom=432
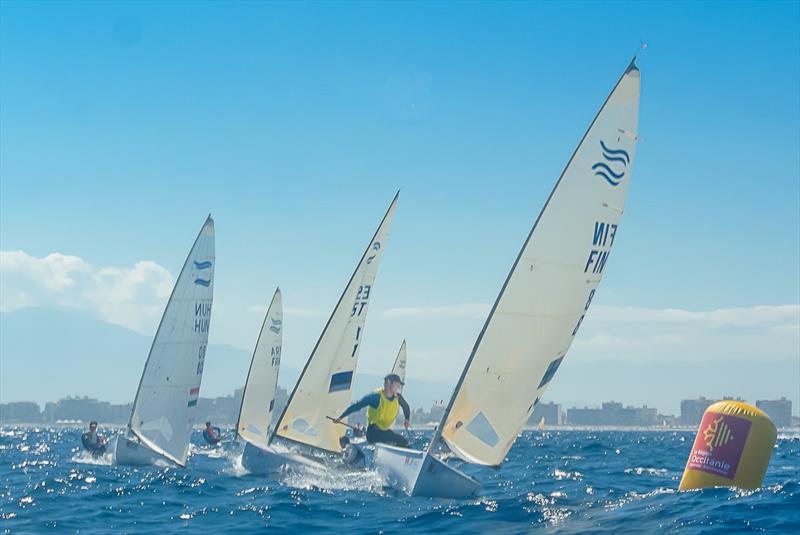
left=81, top=421, right=106, bottom=456
left=334, top=373, right=411, bottom=448
left=202, top=421, right=222, bottom=445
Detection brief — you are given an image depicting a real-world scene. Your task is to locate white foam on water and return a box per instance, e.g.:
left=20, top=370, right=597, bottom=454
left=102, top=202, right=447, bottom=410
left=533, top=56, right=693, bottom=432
left=624, top=467, right=668, bottom=476
left=189, top=443, right=227, bottom=459
left=224, top=451, right=250, bottom=477
left=280, top=461, right=387, bottom=495
left=71, top=449, right=113, bottom=466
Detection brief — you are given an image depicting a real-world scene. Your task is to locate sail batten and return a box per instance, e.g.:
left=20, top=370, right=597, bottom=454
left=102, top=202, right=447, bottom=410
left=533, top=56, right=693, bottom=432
left=432, top=61, right=641, bottom=466
left=272, top=193, right=398, bottom=453
left=128, top=217, right=215, bottom=466
left=237, top=288, right=283, bottom=450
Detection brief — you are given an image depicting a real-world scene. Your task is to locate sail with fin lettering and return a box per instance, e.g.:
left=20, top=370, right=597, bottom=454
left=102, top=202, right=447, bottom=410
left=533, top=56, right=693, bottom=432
left=432, top=61, right=641, bottom=467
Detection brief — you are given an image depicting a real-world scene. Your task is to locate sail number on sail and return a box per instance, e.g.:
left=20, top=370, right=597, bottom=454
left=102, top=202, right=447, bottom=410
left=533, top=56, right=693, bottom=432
left=351, top=284, right=371, bottom=316
left=583, top=221, right=617, bottom=275
left=195, top=302, right=212, bottom=375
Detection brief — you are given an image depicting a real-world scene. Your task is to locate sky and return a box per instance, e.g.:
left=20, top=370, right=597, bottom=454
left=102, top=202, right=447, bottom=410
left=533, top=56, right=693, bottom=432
left=1, top=1, right=798, bottom=412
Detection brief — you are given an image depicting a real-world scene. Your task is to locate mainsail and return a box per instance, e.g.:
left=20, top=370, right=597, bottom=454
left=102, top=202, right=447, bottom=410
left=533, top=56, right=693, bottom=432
left=237, top=288, right=283, bottom=450
left=129, top=216, right=215, bottom=466
left=391, top=340, right=407, bottom=387
left=432, top=61, right=641, bottom=466
left=273, top=192, right=399, bottom=453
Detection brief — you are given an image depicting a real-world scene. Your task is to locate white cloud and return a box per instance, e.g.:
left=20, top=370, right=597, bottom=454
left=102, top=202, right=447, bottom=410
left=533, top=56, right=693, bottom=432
left=589, top=304, right=799, bottom=328
left=376, top=301, right=799, bottom=365
left=246, top=305, right=325, bottom=318
left=382, top=303, right=490, bottom=319
left=0, top=250, right=173, bottom=333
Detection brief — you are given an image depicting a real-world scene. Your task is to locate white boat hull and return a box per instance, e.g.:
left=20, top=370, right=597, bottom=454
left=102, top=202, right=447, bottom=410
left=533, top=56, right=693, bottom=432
left=111, top=435, right=174, bottom=467
left=241, top=441, right=326, bottom=474
left=373, top=444, right=481, bottom=498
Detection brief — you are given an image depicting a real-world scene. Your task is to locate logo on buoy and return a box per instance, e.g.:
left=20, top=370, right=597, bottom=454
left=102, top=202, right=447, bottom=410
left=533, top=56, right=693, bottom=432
left=687, top=412, right=751, bottom=479
left=703, top=416, right=734, bottom=451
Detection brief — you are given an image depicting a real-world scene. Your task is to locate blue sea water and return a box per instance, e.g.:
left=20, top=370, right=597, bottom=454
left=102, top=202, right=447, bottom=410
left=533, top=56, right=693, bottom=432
left=1, top=427, right=798, bottom=534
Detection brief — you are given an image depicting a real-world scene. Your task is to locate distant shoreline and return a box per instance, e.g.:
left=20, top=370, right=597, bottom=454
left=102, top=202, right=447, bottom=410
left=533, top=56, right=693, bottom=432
left=3, top=422, right=799, bottom=433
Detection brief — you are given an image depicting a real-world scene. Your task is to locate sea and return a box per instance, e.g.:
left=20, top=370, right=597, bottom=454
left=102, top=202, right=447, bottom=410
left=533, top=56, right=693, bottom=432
left=1, top=427, right=798, bottom=534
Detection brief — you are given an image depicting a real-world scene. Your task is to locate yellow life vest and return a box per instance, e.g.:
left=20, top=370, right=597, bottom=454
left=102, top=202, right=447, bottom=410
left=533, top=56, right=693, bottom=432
left=367, top=388, right=399, bottom=430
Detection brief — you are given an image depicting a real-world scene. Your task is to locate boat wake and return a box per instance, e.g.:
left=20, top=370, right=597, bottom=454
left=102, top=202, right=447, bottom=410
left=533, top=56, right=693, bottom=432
left=280, top=462, right=387, bottom=495
left=70, top=449, right=113, bottom=466
left=189, top=443, right=228, bottom=459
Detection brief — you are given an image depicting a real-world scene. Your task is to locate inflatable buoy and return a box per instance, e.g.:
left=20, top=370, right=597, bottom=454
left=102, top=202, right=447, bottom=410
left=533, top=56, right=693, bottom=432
left=679, top=400, right=776, bottom=490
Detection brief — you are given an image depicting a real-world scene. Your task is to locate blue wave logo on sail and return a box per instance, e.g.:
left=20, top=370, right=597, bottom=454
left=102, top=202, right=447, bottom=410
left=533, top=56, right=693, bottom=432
left=592, top=140, right=630, bottom=186
left=367, top=242, right=381, bottom=264
left=193, top=260, right=212, bottom=270
left=269, top=318, right=282, bottom=334
left=194, top=278, right=211, bottom=287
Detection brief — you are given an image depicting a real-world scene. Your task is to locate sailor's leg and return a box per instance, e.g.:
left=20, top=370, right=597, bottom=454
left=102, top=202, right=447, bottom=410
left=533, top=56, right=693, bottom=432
left=386, top=430, right=409, bottom=448
left=366, top=425, right=409, bottom=448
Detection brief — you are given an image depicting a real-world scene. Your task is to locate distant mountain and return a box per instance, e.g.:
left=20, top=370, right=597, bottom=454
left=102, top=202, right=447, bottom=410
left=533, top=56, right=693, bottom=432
left=0, top=308, right=254, bottom=405
left=0, top=308, right=453, bottom=410
left=2, top=308, right=796, bottom=415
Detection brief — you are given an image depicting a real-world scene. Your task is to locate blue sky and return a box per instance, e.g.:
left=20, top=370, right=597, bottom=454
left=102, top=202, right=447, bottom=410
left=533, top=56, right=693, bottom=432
left=1, top=1, right=798, bottom=411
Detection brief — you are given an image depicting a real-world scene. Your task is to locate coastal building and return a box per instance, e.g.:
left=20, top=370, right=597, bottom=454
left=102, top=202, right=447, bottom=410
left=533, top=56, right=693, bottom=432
left=529, top=402, right=563, bottom=426
left=41, top=397, right=132, bottom=424
left=680, top=397, right=716, bottom=426
left=0, top=402, right=41, bottom=423
left=680, top=396, right=747, bottom=426
left=756, top=398, right=792, bottom=428
left=567, top=401, right=657, bottom=426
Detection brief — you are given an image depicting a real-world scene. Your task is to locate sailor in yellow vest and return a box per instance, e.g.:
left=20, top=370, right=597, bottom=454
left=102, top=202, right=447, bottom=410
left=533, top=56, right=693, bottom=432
left=334, top=373, right=411, bottom=448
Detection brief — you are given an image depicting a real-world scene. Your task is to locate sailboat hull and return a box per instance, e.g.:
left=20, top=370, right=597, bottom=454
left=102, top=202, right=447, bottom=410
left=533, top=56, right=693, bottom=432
left=111, top=435, right=174, bottom=467
left=373, top=444, right=481, bottom=498
left=241, top=441, right=326, bottom=474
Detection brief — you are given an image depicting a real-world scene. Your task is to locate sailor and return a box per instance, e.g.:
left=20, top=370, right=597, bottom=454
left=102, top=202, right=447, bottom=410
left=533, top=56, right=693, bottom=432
left=203, top=421, right=221, bottom=445
left=81, top=421, right=106, bottom=456
left=334, top=373, right=411, bottom=448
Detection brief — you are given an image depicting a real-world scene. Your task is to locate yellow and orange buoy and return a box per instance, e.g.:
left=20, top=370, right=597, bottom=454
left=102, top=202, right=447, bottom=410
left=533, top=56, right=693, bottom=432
left=679, top=400, right=777, bottom=490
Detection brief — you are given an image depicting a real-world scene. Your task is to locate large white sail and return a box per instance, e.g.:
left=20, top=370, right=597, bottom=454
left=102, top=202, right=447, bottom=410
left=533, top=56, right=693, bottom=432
left=435, top=61, right=641, bottom=466
left=273, top=193, right=398, bottom=453
left=391, top=340, right=407, bottom=386
left=237, top=288, right=283, bottom=450
left=129, top=216, right=215, bottom=466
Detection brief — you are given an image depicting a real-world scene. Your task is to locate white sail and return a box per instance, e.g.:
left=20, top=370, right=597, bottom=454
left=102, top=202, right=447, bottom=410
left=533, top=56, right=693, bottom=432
left=274, top=192, right=398, bottom=453
left=237, top=288, right=283, bottom=450
left=435, top=61, right=641, bottom=466
left=391, top=340, right=407, bottom=387
left=129, top=216, right=215, bottom=466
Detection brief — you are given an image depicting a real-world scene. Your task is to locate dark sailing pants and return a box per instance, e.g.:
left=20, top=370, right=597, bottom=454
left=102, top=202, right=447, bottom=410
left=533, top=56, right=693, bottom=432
left=366, top=424, right=409, bottom=448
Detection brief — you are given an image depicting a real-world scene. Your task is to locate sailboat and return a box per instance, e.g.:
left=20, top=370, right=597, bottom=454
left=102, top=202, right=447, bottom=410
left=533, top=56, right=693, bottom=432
left=111, top=216, right=215, bottom=467
left=240, top=192, right=398, bottom=471
left=373, top=58, right=641, bottom=498
left=391, top=340, right=407, bottom=387
left=236, top=289, right=324, bottom=472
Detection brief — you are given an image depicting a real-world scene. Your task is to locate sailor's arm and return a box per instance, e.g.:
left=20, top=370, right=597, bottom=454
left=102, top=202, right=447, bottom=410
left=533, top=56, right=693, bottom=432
left=398, top=393, right=411, bottom=421
left=338, top=392, right=381, bottom=419
left=398, top=393, right=411, bottom=429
